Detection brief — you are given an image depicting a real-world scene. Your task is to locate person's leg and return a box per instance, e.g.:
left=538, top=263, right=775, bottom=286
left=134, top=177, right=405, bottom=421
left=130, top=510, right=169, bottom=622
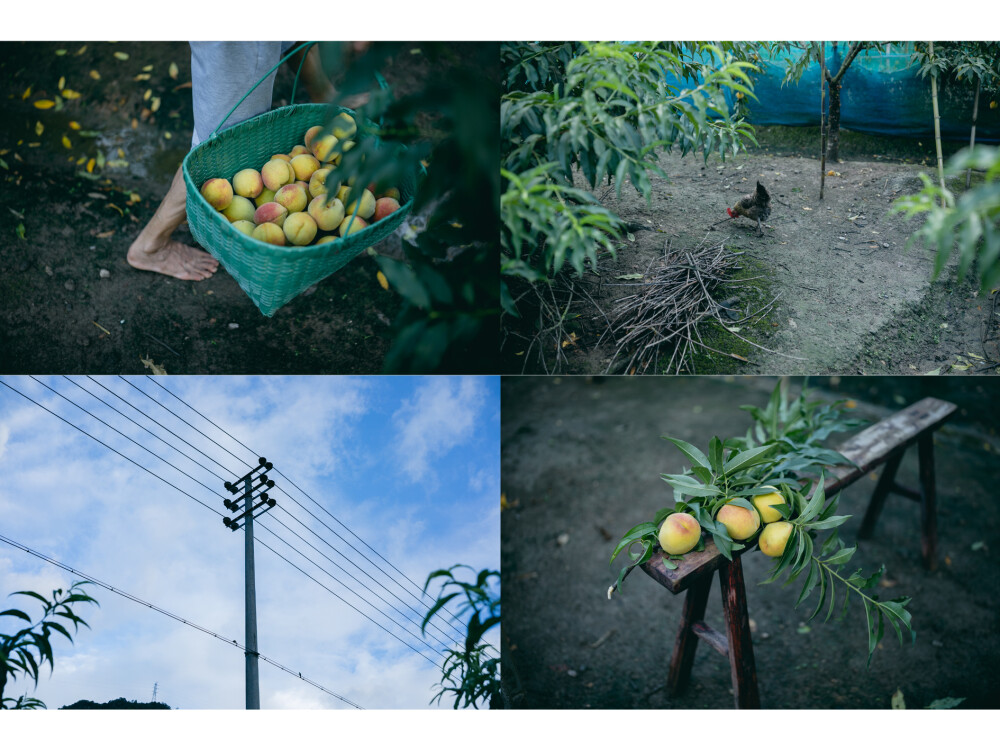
left=128, top=42, right=284, bottom=280
left=127, top=166, right=219, bottom=280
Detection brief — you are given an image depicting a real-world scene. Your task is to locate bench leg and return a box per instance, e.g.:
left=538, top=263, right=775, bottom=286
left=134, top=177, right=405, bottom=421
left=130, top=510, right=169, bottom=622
left=858, top=450, right=904, bottom=540
left=667, top=575, right=712, bottom=698
left=719, top=556, right=760, bottom=709
left=918, top=433, right=938, bottom=571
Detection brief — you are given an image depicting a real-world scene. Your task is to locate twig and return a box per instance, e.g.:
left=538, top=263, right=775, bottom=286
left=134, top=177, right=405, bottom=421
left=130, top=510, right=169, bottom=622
left=143, top=332, right=180, bottom=356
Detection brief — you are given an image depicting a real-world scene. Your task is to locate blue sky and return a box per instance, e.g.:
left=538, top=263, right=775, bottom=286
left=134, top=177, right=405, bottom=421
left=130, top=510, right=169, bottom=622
left=0, top=375, right=499, bottom=710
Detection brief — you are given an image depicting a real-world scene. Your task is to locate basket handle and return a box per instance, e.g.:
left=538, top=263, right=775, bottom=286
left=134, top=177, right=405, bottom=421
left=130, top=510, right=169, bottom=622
left=208, top=41, right=316, bottom=141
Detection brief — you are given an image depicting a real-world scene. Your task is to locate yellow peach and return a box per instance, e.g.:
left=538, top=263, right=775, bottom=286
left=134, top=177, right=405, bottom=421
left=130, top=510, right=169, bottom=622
left=274, top=183, right=308, bottom=214
left=270, top=153, right=291, bottom=162
left=289, top=144, right=310, bottom=157
left=303, top=125, right=324, bottom=150
left=310, top=133, right=339, bottom=162
left=290, top=153, right=320, bottom=182
left=261, top=158, right=294, bottom=191
left=251, top=222, right=285, bottom=245
left=283, top=211, right=318, bottom=246
left=253, top=201, right=288, bottom=228
left=330, top=112, right=356, bottom=140
left=315, top=235, right=337, bottom=244
left=338, top=215, right=368, bottom=236
left=716, top=501, right=761, bottom=541
left=308, top=167, right=341, bottom=199
left=345, top=189, right=376, bottom=220
left=232, top=168, right=263, bottom=199
left=200, top=178, right=233, bottom=211
left=222, top=195, right=256, bottom=223
left=378, top=186, right=401, bottom=201
left=658, top=512, right=701, bottom=555
left=255, top=187, right=276, bottom=207
left=230, top=219, right=256, bottom=237
left=308, top=195, right=345, bottom=232
left=335, top=184, right=351, bottom=202
left=759, top=521, right=793, bottom=558
left=752, top=487, right=787, bottom=524
left=372, top=196, right=400, bottom=222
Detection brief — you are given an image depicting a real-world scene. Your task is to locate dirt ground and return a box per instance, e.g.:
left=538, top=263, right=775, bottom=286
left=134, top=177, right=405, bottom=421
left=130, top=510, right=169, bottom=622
left=0, top=41, right=447, bottom=374
left=500, top=375, right=1000, bottom=710
left=504, top=128, right=998, bottom=376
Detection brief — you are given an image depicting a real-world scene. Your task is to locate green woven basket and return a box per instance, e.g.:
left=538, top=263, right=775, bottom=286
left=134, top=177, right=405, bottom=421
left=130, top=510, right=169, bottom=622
left=183, top=101, right=415, bottom=317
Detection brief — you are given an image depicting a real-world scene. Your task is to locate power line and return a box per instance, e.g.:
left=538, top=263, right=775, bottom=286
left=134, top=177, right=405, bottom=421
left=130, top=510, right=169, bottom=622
left=0, top=532, right=365, bottom=710
left=1, top=378, right=452, bottom=662
left=141, top=375, right=471, bottom=640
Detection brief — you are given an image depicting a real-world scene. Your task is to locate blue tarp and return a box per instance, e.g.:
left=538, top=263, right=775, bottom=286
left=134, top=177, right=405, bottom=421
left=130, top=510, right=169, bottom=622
left=666, top=43, right=1000, bottom=143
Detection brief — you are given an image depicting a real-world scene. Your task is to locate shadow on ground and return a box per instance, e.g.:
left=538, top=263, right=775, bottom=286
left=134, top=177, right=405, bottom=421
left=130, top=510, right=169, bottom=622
left=500, top=375, right=1000, bottom=709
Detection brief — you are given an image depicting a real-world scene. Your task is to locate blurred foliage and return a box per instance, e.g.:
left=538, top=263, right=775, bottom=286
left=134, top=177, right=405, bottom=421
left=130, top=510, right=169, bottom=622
left=500, top=42, right=762, bottom=293
left=892, top=145, right=1000, bottom=291
left=422, top=565, right=500, bottom=709
left=1, top=582, right=98, bottom=710
left=316, top=42, right=499, bottom=374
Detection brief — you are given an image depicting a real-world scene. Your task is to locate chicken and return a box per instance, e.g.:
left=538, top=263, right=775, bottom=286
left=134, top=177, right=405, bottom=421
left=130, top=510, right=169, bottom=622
left=727, top=181, right=771, bottom=235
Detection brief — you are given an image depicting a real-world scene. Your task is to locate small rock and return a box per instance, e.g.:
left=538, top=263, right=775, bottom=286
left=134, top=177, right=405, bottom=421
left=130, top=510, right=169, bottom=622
left=932, top=640, right=943, bottom=647
left=303, top=284, right=318, bottom=296
left=45, top=265, right=53, bottom=276
left=64, top=280, right=76, bottom=291
left=228, top=323, right=239, bottom=330
left=567, top=669, right=577, bottom=678
left=556, top=532, right=570, bottom=546
left=99, top=268, right=111, bottom=279
left=882, top=242, right=890, bottom=248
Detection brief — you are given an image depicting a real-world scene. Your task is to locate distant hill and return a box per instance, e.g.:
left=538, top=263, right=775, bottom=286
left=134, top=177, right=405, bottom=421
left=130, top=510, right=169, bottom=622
left=60, top=698, right=171, bottom=710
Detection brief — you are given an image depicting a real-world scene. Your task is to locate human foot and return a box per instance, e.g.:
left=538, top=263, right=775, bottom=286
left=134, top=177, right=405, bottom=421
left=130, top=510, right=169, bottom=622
left=127, top=238, right=219, bottom=281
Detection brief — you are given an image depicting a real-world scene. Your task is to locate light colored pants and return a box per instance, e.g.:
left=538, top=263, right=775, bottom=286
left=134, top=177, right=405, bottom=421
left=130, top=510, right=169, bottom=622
left=189, top=41, right=294, bottom=147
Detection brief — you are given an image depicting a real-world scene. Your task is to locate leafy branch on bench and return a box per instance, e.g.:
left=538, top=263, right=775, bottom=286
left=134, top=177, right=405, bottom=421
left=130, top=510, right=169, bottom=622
left=608, top=381, right=914, bottom=665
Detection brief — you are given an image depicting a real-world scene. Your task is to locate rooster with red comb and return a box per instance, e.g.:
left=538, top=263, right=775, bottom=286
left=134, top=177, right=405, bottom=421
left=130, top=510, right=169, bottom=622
left=727, top=181, right=771, bottom=236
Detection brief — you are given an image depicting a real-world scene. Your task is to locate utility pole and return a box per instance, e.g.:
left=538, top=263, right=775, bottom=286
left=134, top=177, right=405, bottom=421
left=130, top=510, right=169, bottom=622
left=152, top=682, right=158, bottom=703
left=223, top=457, right=277, bottom=710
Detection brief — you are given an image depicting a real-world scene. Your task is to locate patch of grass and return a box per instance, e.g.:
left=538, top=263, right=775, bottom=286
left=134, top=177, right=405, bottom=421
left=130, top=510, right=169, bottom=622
left=667, top=249, right=778, bottom=374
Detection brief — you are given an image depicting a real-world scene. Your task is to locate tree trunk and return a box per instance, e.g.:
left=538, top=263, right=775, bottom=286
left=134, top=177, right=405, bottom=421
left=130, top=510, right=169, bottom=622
left=929, top=41, right=946, bottom=203
left=819, top=44, right=827, bottom=199
left=827, top=79, right=842, bottom=163
left=967, top=76, right=981, bottom=189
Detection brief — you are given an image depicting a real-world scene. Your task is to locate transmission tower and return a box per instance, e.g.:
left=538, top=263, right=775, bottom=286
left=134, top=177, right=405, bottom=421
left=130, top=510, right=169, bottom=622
left=222, top=456, right=277, bottom=710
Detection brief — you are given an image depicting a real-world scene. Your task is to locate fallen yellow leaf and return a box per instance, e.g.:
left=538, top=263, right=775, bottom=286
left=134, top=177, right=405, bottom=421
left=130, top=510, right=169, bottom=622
left=377, top=270, right=389, bottom=290
left=33, top=99, right=56, bottom=109
left=22, top=86, right=31, bottom=100
left=61, top=89, right=81, bottom=99
left=114, top=51, right=129, bottom=61
left=35, top=121, right=44, bottom=136
left=143, top=89, right=151, bottom=101
left=140, top=355, right=167, bottom=376
left=802, top=206, right=812, bottom=211
left=58, top=76, right=65, bottom=90
left=76, top=45, right=87, bottom=55
left=54, top=49, right=67, bottom=56
left=150, top=96, right=161, bottom=113
left=89, top=70, right=101, bottom=80
left=129, top=192, right=141, bottom=203
left=86, top=157, right=95, bottom=173
left=69, top=121, right=80, bottom=130
left=62, top=135, right=72, bottom=149
left=142, top=64, right=153, bottom=72
left=169, top=61, right=179, bottom=79
left=117, top=147, right=125, bottom=159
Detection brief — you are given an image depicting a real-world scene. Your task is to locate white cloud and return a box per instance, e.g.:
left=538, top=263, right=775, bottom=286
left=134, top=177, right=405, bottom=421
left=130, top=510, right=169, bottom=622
left=392, top=378, right=488, bottom=484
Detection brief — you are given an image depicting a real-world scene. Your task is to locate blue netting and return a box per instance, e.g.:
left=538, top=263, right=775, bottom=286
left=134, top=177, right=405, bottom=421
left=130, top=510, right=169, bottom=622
left=662, top=43, right=1000, bottom=143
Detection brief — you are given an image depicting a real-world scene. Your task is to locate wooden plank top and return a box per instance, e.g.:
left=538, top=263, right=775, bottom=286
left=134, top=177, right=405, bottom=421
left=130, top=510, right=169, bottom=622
left=641, top=397, right=956, bottom=594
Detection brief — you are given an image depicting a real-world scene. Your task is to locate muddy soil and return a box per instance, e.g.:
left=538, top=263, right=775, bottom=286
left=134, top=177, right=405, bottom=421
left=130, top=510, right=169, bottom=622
left=0, top=41, right=441, bottom=374
left=507, top=128, right=998, bottom=376
left=500, top=375, right=1000, bottom=710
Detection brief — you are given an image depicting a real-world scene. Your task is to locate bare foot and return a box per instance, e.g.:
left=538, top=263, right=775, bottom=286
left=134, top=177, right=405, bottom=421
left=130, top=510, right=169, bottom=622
left=128, top=238, right=219, bottom=281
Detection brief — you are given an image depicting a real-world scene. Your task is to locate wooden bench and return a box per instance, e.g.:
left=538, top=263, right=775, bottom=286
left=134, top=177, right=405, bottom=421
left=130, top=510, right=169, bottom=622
left=639, top=396, right=956, bottom=709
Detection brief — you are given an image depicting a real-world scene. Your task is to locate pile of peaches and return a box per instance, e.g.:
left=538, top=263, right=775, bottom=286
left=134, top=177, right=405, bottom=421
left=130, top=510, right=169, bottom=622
left=198, top=112, right=401, bottom=247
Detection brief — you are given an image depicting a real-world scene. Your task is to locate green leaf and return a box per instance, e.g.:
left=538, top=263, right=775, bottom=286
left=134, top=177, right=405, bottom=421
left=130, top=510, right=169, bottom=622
left=421, top=592, right=460, bottom=635
left=0, top=608, right=32, bottom=622
left=662, top=436, right=712, bottom=472
left=926, top=697, right=965, bottom=709
left=797, top=475, right=826, bottom=523
left=708, top=436, right=724, bottom=474
left=660, top=473, right=721, bottom=498
left=823, top=546, right=857, bottom=567
left=609, top=521, right=658, bottom=563
left=722, top=444, right=775, bottom=476
left=795, top=559, right=820, bottom=608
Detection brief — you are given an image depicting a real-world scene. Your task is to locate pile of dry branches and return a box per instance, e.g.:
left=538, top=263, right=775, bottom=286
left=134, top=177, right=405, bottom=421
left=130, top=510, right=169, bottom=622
left=603, top=237, right=779, bottom=374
